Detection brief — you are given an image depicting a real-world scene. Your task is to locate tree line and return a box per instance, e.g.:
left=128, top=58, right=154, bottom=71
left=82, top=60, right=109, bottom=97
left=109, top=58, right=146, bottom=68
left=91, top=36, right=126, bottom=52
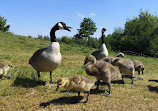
left=0, top=10, right=158, bottom=57
left=106, top=10, right=158, bottom=57
left=60, top=10, right=158, bottom=57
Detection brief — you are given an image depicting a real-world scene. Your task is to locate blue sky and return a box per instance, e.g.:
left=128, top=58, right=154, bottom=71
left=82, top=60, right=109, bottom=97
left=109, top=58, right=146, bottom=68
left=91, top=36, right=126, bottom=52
left=0, top=0, right=158, bottom=38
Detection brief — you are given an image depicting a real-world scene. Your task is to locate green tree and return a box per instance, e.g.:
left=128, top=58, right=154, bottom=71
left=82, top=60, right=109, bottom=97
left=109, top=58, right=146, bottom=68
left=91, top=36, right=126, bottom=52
left=105, top=27, right=124, bottom=51
left=0, top=16, right=10, bottom=32
left=37, top=35, right=43, bottom=39
left=43, top=35, right=50, bottom=40
left=122, top=10, right=158, bottom=56
left=75, top=18, right=97, bottom=39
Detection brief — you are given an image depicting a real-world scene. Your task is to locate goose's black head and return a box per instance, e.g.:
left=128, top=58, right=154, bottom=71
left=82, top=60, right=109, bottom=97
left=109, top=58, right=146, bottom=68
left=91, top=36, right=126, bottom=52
left=101, top=28, right=107, bottom=34
left=56, top=22, right=71, bottom=32
left=50, top=22, right=71, bottom=42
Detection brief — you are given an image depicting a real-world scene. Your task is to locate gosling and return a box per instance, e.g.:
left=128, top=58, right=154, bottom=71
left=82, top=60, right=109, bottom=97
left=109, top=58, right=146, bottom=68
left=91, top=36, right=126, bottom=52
left=0, top=61, right=13, bottom=78
left=116, top=52, right=144, bottom=80
left=56, top=75, right=94, bottom=104
left=103, top=57, right=116, bottom=66
left=112, top=58, right=136, bottom=85
left=84, top=55, right=121, bottom=96
left=133, top=60, right=144, bottom=80
left=116, top=52, right=125, bottom=58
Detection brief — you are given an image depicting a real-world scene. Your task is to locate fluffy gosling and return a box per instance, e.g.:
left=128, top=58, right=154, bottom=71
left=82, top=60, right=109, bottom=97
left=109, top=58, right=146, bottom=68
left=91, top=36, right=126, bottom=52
left=133, top=60, right=144, bottom=80
left=112, top=58, right=136, bottom=85
left=116, top=52, right=125, bottom=58
left=0, top=61, right=13, bottom=78
left=56, top=75, right=94, bottom=104
left=103, top=57, right=116, bottom=66
left=84, top=55, right=121, bottom=96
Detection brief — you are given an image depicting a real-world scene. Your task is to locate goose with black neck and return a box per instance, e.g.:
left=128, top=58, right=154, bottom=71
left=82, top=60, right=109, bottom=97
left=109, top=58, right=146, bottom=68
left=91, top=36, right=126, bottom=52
left=91, top=28, right=108, bottom=60
left=29, top=22, right=71, bottom=84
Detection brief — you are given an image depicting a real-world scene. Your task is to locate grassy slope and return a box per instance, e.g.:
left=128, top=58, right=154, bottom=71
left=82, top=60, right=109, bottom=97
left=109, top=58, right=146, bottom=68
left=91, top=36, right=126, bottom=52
left=0, top=32, right=158, bottom=111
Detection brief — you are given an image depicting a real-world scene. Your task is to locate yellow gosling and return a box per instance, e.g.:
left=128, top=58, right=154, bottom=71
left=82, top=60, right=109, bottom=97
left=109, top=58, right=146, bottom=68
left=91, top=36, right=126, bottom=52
left=56, top=75, right=94, bottom=104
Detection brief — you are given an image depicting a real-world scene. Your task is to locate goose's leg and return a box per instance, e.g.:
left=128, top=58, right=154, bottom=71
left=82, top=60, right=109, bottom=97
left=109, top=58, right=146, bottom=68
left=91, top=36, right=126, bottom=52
left=138, top=71, right=143, bottom=80
left=37, top=71, right=44, bottom=85
left=84, top=91, right=90, bottom=104
left=121, top=75, right=125, bottom=84
left=49, top=71, right=56, bottom=84
left=78, top=92, right=80, bottom=97
left=104, top=83, right=111, bottom=96
left=95, top=80, right=100, bottom=90
left=37, top=71, right=40, bottom=80
left=131, top=76, right=137, bottom=86
left=142, top=69, right=144, bottom=75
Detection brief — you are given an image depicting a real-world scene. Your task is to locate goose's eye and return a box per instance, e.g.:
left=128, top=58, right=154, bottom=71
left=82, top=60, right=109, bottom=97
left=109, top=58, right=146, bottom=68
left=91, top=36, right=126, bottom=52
left=62, top=24, right=66, bottom=28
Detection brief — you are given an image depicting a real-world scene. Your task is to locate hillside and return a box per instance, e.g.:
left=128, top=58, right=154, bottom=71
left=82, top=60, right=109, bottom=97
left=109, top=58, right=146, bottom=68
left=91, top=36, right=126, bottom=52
left=0, top=32, right=158, bottom=111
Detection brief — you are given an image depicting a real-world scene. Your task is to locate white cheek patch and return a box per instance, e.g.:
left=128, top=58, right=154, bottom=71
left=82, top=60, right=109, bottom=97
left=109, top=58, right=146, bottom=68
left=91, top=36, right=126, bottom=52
left=58, top=23, right=64, bottom=29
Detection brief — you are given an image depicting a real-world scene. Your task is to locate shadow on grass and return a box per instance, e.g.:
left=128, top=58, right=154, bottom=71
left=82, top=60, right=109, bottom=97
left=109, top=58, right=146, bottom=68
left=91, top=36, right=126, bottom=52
left=90, top=89, right=105, bottom=94
left=0, top=75, right=3, bottom=79
left=148, top=80, right=158, bottom=83
left=12, top=77, right=46, bottom=88
left=40, top=96, right=84, bottom=107
left=60, top=90, right=77, bottom=93
left=148, top=85, right=158, bottom=93
left=60, top=89, right=105, bottom=95
left=111, top=80, right=123, bottom=84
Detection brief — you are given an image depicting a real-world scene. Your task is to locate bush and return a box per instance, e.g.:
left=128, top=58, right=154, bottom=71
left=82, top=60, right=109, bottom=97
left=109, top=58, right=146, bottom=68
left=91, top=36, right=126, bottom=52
left=0, top=16, right=10, bottom=32
left=60, top=36, right=100, bottom=49
left=60, top=36, right=72, bottom=44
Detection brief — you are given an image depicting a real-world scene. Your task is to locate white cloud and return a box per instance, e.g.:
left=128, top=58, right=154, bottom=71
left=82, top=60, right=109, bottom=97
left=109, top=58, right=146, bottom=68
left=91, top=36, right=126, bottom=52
left=90, top=12, right=96, bottom=16
left=76, top=12, right=85, bottom=18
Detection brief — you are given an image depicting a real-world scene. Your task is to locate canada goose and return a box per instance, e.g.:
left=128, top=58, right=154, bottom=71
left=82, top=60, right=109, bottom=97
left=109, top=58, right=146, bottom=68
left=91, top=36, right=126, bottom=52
left=29, top=22, right=71, bottom=84
left=103, top=57, right=116, bottom=66
left=133, top=60, right=144, bottom=80
left=56, top=75, right=94, bottom=104
left=116, top=52, right=144, bottom=80
left=91, top=28, right=108, bottom=60
left=84, top=55, right=121, bottom=96
left=0, top=61, right=13, bottom=78
left=103, top=52, right=124, bottom=66
left=112, top=58, right=136, bottom=85
left=116, top=52, right=124, bottom=58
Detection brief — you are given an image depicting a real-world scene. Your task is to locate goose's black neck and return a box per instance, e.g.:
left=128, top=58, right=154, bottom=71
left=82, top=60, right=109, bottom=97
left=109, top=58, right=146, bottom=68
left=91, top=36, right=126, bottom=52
left=50, top=25, right=59, bottom=42
left=101, top=32, right=105, bottom=44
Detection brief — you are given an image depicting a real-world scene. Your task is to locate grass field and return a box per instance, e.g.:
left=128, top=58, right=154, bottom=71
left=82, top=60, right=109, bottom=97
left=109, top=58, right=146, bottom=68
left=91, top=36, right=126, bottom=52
left=0, top=32, right=158, bottom=111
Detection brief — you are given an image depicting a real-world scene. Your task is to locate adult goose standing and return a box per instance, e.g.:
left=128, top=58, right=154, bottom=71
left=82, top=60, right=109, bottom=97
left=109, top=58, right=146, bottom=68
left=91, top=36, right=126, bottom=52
left=29, top=22, right=71, bottom=84
left=91, top=28, right=108, bottom=60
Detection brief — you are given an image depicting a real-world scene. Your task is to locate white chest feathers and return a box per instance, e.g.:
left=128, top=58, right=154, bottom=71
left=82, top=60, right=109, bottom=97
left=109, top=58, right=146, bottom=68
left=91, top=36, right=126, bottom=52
left=42, top=42, right=62, bottom=65
left=100, top=43, right=108, bottom=57
left=46, top=42, right=60, bottom=53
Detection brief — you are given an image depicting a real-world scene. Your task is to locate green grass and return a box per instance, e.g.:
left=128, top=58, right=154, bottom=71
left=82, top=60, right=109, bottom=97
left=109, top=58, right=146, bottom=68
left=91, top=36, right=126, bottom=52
left=0, top=32, right=158, bottom=111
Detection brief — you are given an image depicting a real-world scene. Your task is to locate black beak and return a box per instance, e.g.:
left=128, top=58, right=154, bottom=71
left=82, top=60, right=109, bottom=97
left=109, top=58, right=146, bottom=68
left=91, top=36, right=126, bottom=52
left=84, top=61, right=87, bottom=65
left=56, top=86, right=60, bottom=91
left=82, top=61, right=87, bottom=68
left=65, top=26, right=71, bottom=32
